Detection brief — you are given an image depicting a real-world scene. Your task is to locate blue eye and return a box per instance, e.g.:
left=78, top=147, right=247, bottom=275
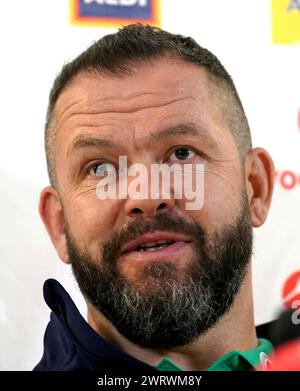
left=89, top=163, right=113, bottom=177
left=169, top=147, right=196, bottom=162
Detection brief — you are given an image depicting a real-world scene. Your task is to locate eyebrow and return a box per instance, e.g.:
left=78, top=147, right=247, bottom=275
left=68, top=122, right=215, bottom=157
left=152, top=123, right=214, bottom=143
left=67, top=136, right=117, bottom=159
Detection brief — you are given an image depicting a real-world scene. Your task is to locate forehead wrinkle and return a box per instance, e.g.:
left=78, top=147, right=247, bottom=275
left=54, top=96, right=87, bottom=128
left=63, top=96, right=191, bottom=119
left=88, top=91, right=157, bottom=104
left=57, top=78, right=194, bottom=116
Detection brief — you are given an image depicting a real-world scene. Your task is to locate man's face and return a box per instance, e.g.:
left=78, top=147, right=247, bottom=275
left=52, top=58, right=253, bottom=348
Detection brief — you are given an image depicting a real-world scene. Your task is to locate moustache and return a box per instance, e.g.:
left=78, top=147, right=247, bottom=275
left=101, top=211, right=205, bottom=268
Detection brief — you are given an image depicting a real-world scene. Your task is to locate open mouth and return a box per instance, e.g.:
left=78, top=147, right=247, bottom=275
left=121, top=232, right=191, bottom=257
left=135, top=239, right=176, bottom=252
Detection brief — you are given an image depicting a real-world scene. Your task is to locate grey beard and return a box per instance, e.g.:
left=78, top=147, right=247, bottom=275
left=68, top=194, right=252, bottom=349
left=94, top=264, right=218, bottom=347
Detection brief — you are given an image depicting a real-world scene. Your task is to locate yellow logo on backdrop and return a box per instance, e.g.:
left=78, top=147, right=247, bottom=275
left=271, top=0, right=300, bottom=44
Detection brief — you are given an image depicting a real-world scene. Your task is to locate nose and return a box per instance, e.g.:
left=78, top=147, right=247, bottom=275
left=121, top=158, right=177, bottom=218
left=124, top=196, right=175, bottom=219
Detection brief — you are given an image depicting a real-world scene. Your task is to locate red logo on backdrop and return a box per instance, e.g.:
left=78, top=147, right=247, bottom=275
left=275, top=170, right=300, bottom=190
left=282, top=270, right=300, bottom=309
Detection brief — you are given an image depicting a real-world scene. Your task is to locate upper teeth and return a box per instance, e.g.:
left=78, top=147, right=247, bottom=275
left=138, top=239, right=174, bottom=250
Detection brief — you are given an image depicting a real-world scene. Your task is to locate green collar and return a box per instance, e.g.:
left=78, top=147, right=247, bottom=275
left=155, top=338, right=273, bottom=371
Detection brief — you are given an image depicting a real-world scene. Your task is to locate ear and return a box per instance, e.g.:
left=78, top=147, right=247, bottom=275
left=245, top=148, right=275, bottom=228
left=39, top=186, right=70, bottom=264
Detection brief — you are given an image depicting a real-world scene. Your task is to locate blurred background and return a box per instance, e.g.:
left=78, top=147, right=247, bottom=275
left=0, top=0, right=299, bottom=370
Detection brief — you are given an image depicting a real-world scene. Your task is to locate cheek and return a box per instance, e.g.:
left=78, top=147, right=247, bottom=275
left=177, top=169, right=243, bottom=231
left=63, top=191, right=120, bottom=250
left=205, top=172, right=243, bottom=224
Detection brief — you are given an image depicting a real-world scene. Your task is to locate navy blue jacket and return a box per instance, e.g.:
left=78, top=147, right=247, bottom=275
left=34, top=279, right=275, bottom=371
left=33, top=279, right=157, bottom=371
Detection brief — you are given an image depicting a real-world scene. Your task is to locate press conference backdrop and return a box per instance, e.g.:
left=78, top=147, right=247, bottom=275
left=0, top=0, right=299, bottom=370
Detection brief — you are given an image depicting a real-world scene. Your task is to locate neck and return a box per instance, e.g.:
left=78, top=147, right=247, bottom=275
left=87, top=265, right=257, bottom=371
